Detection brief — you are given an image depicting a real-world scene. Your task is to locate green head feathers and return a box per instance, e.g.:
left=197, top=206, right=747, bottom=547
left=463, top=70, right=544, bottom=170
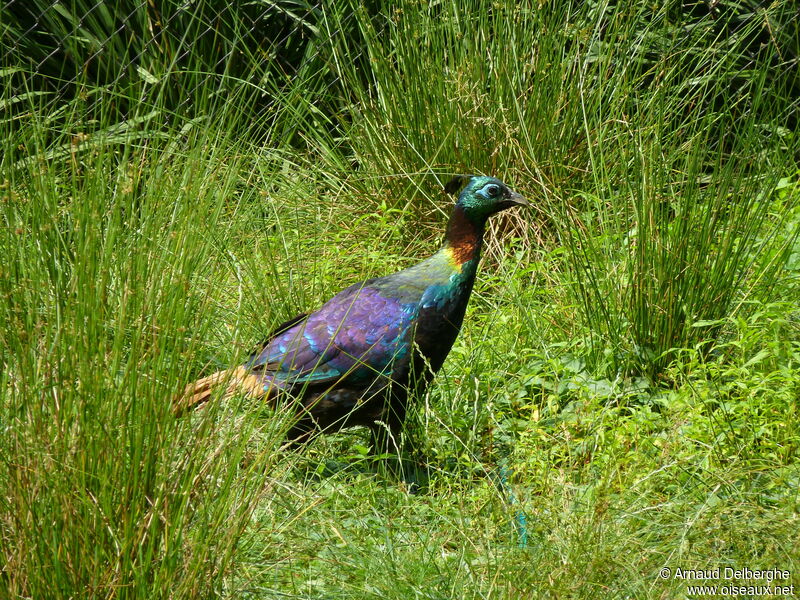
left=444, top=175, right=528, bottom=222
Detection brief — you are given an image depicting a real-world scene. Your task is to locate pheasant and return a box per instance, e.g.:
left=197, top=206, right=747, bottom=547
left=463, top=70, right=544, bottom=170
left=178, top=175, right=527, bottom=449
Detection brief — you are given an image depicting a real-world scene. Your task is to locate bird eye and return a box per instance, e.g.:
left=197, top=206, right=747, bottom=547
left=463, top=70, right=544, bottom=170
left=486, top=185, right=500, bottom=197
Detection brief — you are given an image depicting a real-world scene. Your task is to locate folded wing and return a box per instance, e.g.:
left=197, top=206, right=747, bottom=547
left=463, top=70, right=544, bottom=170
left=246, top=283, right=419, bottom=393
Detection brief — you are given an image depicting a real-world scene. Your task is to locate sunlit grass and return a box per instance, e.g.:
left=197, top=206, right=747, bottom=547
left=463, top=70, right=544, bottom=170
left=2, top=1, right=799, bottom=598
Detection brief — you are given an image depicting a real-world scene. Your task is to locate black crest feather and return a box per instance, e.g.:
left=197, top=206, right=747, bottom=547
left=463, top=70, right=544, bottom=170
left=444, top=175, right=472, bottom=196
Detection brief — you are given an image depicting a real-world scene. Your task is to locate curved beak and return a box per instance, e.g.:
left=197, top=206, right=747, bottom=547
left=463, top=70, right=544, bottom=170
left=506, top=189, right=529, bottom=207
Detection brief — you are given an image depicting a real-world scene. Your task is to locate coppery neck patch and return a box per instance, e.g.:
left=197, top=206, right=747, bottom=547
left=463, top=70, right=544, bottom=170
left=445, top=205, right=484, bottom=264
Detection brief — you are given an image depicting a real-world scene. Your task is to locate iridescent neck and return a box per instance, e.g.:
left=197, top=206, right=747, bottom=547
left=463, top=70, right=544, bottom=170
left=443, top=205, right=484, bottom=265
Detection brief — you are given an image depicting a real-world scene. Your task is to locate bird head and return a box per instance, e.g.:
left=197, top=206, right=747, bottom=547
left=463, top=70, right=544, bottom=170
left=444, top=175, right=528, bottom=222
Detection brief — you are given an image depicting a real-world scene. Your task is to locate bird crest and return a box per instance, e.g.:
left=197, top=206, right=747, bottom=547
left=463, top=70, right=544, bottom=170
left=444, top=175, right=475, bottom=196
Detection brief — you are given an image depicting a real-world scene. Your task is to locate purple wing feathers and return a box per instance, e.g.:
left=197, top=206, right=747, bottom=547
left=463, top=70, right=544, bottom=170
left=246, top=284, right=417, bottom=390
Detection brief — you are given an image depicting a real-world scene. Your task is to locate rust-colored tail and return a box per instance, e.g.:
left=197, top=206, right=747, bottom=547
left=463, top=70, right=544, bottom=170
left=175, top=366, right=266, bottom=414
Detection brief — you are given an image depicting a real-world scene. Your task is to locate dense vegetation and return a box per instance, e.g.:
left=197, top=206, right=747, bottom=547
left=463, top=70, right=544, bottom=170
left=2, top=1, right=799, bottom=598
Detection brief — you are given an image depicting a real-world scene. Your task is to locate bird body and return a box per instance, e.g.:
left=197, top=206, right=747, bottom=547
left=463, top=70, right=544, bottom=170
left=179, top=176, right=527, bottom=448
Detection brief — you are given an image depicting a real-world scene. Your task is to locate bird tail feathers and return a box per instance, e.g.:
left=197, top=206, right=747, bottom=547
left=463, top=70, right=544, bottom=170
left=175, top=366, right=266, bottom=413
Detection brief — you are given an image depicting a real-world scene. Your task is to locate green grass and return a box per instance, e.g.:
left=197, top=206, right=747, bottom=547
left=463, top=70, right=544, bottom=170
left=2, top=1, right=800, bottom=598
